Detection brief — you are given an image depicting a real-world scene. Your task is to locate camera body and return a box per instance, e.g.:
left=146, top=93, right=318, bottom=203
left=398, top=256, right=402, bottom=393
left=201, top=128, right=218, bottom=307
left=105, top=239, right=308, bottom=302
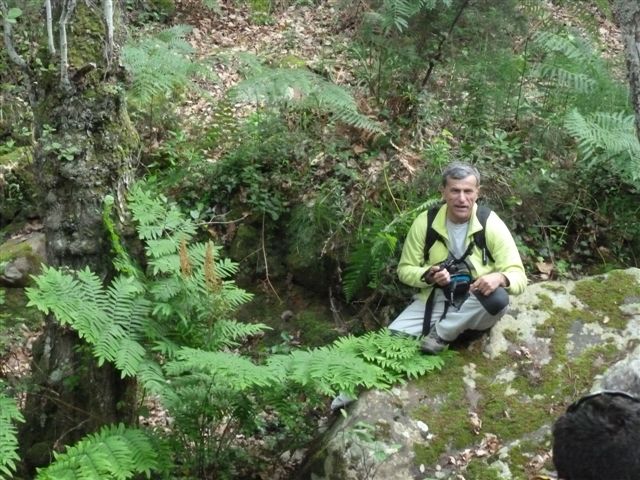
left=439, top=258, right=472, bottom=309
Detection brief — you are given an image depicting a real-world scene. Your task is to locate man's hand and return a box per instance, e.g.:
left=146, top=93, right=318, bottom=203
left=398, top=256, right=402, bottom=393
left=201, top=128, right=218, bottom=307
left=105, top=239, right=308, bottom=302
left=471, top=272, right=508, bottom=296
left=424, top=265, right=451, bottom=287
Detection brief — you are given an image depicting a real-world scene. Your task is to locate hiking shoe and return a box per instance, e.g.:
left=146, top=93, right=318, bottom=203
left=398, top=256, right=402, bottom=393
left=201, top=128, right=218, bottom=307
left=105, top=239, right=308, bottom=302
left=420, top=328, right=449, bottom=355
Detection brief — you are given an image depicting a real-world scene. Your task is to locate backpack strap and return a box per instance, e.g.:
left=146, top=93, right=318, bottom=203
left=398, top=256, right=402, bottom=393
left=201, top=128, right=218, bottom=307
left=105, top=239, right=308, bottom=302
left=423, top=205, right=444, bottom=264
left=473, top=205, right=494, bottom=265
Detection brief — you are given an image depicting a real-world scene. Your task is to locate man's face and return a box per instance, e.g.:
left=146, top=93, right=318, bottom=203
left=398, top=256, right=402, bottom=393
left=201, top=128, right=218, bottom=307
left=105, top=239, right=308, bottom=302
left=440, top=175, right=479, bottom=224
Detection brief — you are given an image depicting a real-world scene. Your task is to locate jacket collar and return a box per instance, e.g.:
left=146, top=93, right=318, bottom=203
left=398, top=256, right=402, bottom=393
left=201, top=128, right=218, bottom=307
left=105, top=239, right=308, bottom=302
left=433, top=203, right=482, bottom=240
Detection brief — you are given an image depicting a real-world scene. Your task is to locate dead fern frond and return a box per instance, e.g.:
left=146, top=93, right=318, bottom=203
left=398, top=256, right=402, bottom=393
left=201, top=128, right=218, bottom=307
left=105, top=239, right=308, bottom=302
left=179, top=239, right=192, bottom=278
left=204, top=242, right=221, bottom=293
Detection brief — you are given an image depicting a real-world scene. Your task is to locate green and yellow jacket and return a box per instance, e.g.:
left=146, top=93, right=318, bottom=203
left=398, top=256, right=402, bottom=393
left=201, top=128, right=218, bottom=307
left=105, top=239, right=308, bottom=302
left=397, top=203, right=527, bottom=302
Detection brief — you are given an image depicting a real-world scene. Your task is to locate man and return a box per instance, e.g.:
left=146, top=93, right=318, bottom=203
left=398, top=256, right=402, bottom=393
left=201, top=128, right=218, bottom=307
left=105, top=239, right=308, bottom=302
left=552, top=357, right=640, bottom=479
left=388, top=162, right=527, bottom=354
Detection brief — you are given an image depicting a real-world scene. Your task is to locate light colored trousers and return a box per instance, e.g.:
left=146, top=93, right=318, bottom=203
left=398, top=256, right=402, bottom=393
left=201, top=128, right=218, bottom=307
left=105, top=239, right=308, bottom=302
left=387, top=290, right=508, bottom=341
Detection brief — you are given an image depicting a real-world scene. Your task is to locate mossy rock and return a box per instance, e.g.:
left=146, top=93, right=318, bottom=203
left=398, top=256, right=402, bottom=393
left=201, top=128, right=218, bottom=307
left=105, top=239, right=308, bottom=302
left=0, top=232, right=46, bottom=287
left=298, top=269, right=640, bottom=479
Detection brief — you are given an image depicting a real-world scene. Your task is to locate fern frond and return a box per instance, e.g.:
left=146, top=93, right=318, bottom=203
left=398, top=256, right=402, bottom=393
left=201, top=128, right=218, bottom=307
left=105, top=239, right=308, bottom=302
left=334, top=330, right=452, bottom=383
left=532, top=30, right=594, bottom=64
left=343, top=198, right=440, bottom=300
left=26, top=266, right=111, bottom=344
left=123, top=25, right=204, bottom=107
left=208, top=319, right=271, bottom=349
left=27, top=268, right=152, bottom=378
left=536, top=65, right=596, bottom=93
left=127, top=184, right=197, bottom=243
left=0, top=390, right=24, bottom=479
left=165, top=348, right=278, bottom=390
left=267, top=347, right=383, bottom=396
left=231, top=66, right=385, bottom=135
left=565, top=109, right=640, bottom=182
left=36, top=424, right=169, bottom=480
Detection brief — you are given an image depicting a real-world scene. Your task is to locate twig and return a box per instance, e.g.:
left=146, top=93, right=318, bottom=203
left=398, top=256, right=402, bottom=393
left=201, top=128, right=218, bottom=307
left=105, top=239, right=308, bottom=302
left=261, top=212, right=282, bottom=302
left=419, top=0, right=472, bottom=89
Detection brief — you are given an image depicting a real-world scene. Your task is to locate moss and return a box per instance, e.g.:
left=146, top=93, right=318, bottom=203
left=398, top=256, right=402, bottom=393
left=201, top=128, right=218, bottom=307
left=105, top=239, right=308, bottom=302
left=506, top=440, right=550, bottom=480
left=573, top=270, right=640, bottom=329
left=0, top=146, right=32, bottom=166
left=540, top=283, right=567, bottom=294
left=534, top=292, right=554, bottom=311
left=68, top=3, right=106, bottom=67
left=411, top=288, right=626, bottom=476
left=0, top=238, right=37, bottom=264
left=464, top=460, right=504, bottom=480
left=277, top=55, right=307, bottom=68
left=412, top=351, right=478, bottom=466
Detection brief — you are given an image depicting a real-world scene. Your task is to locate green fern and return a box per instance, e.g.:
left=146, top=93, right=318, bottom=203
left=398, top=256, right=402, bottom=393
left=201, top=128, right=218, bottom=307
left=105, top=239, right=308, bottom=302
left=565, top=109, right=640, bottom=183
left=531, top=29, right=629, bottom=112
left=165, top=347, right=279, bottom=389
left=35, top=424, right=169, bottom=480
left=268, top=348, right=383, bottom=396
left=343, top=198, right=440, bottom=300
left=231, top=65, right=385, bottom=135
left=0, top=389, right=24, bottom=480
left=27, top=267, right=151, bottom=377
left=122, top=25, right=205, bottom=107
left=333, top=330, right=452, bottom=384
left=365, top=0, right=452, bottom=34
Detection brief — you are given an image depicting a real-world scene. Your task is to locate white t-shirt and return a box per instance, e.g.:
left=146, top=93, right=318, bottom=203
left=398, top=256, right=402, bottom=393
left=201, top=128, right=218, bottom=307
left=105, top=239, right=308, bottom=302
left=446, top=219, right=469, bottom=259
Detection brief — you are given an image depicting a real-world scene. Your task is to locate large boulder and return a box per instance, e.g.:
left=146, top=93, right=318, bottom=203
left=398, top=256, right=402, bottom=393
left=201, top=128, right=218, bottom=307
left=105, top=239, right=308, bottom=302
left=296, top=268, right=640, bottom=480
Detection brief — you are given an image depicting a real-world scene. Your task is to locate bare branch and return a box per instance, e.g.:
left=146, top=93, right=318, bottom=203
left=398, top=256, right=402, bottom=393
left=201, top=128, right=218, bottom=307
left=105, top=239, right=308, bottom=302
left=103, top=0, right=114, bottom=62
left=59, top=0, right=77, bottom=87
left=44, top=0, right=56, bottom=55
left=0, top=0, right=28, bottom=69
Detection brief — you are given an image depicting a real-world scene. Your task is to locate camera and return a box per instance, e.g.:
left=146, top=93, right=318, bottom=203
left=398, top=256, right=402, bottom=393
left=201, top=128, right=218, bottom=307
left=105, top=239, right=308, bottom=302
left=438, top=258, right=472, bottom=309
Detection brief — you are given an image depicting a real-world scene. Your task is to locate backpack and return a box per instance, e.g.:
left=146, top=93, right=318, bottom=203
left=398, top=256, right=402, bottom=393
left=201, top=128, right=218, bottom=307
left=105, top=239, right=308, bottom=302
left=421, top=204, right=494, bottom=336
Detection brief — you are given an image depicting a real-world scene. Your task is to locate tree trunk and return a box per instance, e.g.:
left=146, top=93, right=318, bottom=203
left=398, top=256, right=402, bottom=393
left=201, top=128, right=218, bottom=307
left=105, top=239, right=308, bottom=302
left=614, top=0, right=640, bottom=139
left=15, top=2, right=139, bottom=473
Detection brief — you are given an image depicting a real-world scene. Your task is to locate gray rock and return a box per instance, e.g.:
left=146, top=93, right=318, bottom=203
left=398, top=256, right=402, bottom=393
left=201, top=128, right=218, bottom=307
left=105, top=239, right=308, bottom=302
left=297, top=268, right=640, bottom=480
left=0, top=231, right=46, bottom=287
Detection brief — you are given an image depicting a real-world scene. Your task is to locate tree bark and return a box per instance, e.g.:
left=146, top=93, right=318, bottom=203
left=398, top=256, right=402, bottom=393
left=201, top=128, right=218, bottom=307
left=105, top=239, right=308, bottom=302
left=11, top=1, right=140, bottom=474
left=614, top=0, right=640, bottom=139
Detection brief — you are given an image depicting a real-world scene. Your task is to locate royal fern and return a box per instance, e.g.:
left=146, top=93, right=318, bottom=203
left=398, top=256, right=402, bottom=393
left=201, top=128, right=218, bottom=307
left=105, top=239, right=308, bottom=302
left=27, top=267, right=151, bottom=377
left=0, top=389, right=24, bottom=480
left=231, top=65, right=385, bottom=135
left=122, top=25, right=205, bottom=107
left=343, top=198, right=441, bottom=301
left=565, top=109, right=640, bottom=184
left=36, top=424, right=169, bottom=480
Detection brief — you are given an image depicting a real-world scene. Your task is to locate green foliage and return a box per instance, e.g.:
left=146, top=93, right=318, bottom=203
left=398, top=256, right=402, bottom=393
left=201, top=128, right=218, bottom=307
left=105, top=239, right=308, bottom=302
left=36, top=424, right=169, bottom=479
left=27, top=268, right=151, bottom=377
left=363, top=0, right=451, bottom=34
left=343, top=198, right=440, bottom=301
left=23, top=181, right=456, bottom=476
left=564, top=109, right=640, bottom=185
left=531, top=29, right=629, bottom=115
left=122, top=24, right=207, bottom=132
left=0, top=388, right=24, bottom=479
left=231, top=63, right=385, bottom=134
left=123, top=25, right=199, bottom=105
